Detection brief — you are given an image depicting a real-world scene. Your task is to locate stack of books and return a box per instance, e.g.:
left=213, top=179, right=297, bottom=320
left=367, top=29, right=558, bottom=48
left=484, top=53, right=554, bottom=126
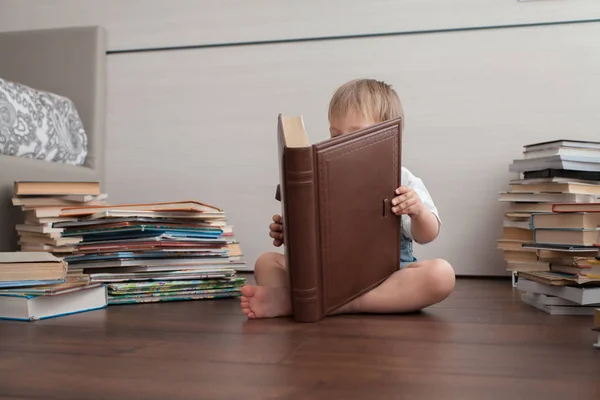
left=15, top=197, right=247, bottom=305
left=516, top=277, right=600, bottom=315
left=57, top=201, right=247, bottom=305
left=498, top=139, right=600, bottom=314
left=0, top=252, right=107, bottom=321
left=11, top=181, right=248, bottom=306
left=13, top=181, right=108, bottom=256
left=515, top=202, right=600, bottom=314
left=12, top=181, right=108, bottom=283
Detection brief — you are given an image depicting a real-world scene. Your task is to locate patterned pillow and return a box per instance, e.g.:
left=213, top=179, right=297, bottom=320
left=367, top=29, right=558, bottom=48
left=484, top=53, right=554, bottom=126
left=0, top=77, right=88, bottom=165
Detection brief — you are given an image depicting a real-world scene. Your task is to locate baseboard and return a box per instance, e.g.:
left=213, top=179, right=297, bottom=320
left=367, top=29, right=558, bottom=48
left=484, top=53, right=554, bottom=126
left=456, top=275, right=512, bottom=280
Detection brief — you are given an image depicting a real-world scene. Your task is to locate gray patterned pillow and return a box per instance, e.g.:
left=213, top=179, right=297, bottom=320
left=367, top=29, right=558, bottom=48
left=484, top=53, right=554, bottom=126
left=0, top=77, right=88, bottom=165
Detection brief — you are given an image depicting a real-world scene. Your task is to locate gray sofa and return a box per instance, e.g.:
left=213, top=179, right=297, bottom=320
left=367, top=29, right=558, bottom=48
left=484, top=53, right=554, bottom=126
left=0, top=26, right=107, bottom=251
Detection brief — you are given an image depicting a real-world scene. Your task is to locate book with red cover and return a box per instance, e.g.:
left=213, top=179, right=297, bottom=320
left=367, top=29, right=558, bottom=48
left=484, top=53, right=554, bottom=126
left=276, top=114, right=402, bottom=322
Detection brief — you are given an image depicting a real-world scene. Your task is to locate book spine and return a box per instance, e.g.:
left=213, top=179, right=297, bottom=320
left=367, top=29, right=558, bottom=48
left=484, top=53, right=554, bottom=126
left=283, top=146, right=321, bottom=322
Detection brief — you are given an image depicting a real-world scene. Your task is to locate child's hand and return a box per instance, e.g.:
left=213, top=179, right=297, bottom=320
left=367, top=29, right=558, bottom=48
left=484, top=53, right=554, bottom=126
left=269, top=214, right=284, bottom=247
left=391, top=186, right=425, bottom=218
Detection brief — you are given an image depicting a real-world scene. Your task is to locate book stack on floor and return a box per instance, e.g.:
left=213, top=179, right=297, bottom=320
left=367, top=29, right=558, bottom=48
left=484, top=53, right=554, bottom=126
left=499, top=139, right=600, bottom=314
left=516, top=203, right=600, bottom=314
left=0, top=252, right=107, bottom=321
left=15, top=198, right=247, bottom=305
left=516, top=276, right=600, bottom=315
left=498, top=140, right=600, bottom=276
left=13, top=181, right=108, bottom=283
left=13, top=181, right=108, bottom=253
left=11, top=181, right=248, bottom=306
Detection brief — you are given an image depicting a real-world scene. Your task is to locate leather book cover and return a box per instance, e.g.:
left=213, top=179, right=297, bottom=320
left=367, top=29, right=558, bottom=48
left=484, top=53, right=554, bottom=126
left=276, top=114, right=402, bottom=322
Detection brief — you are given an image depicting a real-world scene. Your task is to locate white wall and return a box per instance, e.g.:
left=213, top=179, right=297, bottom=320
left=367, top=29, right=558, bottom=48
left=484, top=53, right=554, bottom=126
left=2, top=0, right=600, bottom=50
left=1, top=1, right=600, bottom=276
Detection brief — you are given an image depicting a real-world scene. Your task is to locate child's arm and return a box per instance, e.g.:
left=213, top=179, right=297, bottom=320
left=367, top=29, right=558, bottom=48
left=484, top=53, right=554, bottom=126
left=406, top=207, right=440, bottom=244
left=391, top=186, right=440, bottom=244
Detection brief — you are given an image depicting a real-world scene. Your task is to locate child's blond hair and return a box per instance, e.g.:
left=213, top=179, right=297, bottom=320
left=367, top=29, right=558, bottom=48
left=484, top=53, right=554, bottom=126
left=328, top=79, right=404, bottom=125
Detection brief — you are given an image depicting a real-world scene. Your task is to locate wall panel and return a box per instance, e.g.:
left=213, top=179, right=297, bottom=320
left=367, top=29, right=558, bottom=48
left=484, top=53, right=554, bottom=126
left=1, top=0, right=599, bottom=51
left=105, top=21, right=600, bottom=275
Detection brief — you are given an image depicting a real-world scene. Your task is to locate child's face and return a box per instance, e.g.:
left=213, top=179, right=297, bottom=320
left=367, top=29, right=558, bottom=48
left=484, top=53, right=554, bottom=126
left=329, top=111, right=376, bottom=138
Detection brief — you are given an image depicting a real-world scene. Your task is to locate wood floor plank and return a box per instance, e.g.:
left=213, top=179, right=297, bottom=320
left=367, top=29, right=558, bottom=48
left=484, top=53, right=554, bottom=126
left=0, top=278, right=597, bottom=399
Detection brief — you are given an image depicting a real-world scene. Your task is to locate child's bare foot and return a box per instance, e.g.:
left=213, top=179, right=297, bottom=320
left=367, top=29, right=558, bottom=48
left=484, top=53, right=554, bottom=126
left=240, top=285, right=292, bottom=319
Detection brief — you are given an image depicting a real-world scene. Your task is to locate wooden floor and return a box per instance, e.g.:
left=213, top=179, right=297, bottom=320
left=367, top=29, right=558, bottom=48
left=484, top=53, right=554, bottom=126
left=0, top=277, right=598, bottom=400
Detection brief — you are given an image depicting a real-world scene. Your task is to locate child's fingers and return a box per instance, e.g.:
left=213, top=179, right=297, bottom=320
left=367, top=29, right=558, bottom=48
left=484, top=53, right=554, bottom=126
left=272, top=214, right=282, bottom=223
left=392, top=197, right=417, bottom=214
left=392, top=191, right=414, bottom=206
left=269, top=222, right=283, bottom=232
left=395, top=186, right=410, bottom=195
left=269, top=231, right=283, bottom=239
left=391, top=195, right=405, bottom=206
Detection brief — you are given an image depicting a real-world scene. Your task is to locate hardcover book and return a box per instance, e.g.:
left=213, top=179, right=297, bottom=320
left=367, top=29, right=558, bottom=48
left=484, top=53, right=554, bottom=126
left=276, top=114, right=402, bottom=322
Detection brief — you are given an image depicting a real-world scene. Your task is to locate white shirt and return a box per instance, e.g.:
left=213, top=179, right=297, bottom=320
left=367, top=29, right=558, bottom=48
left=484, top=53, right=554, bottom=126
left=400, top=166, right=441, bottom=240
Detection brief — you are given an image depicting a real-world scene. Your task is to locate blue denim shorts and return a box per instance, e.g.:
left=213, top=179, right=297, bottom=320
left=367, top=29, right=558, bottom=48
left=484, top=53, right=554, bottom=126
left=400, top=234, right=417, bottom=269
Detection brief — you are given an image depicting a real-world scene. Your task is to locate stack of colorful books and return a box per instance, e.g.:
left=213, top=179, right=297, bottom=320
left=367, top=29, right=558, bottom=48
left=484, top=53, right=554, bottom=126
left=498, top=139, right=600, bottom=314
left=55, top=200, right=247, bottom=305
left=12, top=187, right=247, bottom=304
left=11, top=181, right=248, bottom=306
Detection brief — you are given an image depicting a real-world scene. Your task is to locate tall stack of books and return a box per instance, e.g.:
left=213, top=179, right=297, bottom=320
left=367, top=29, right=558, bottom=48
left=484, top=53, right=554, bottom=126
left=12, top=181, right=108, bottom=282
left=13, top=181, right=108, bottom=253
left=12, top=185, right=248, bottom=305
left=498, top=140, right=600, bottom=314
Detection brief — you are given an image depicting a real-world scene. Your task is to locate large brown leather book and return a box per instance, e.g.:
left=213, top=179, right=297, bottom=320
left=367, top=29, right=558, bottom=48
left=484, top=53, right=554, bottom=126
left=276, top=114, right=402, bottom=322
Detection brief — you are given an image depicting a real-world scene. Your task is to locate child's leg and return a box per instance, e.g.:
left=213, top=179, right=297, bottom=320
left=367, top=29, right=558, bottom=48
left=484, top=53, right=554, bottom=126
left=253, top=252, right=288, bottom=288
left=240, top=252, right=293, bottom=318
left=334, top=259, right=455, bottom=314
left=241, top=255, right=455, bottom=318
